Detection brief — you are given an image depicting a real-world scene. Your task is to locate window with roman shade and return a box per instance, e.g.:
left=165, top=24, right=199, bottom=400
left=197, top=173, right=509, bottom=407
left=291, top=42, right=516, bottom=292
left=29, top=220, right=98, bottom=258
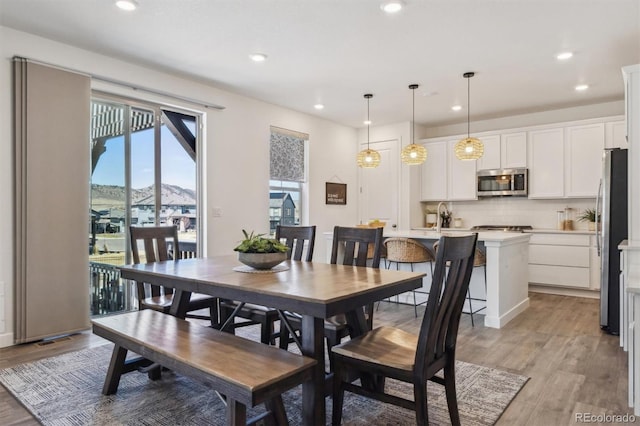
left=269, top=127, right=308, bottom=235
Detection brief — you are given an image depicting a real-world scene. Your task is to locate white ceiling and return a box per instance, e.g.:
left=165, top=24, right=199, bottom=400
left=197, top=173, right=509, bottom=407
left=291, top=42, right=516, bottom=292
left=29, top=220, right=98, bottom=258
left=1, top=0, right=638, bottom=129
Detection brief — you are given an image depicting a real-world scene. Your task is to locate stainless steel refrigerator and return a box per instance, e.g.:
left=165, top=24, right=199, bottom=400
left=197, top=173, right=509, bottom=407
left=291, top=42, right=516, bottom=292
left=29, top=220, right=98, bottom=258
left=598, top=148, right=628, bottom=335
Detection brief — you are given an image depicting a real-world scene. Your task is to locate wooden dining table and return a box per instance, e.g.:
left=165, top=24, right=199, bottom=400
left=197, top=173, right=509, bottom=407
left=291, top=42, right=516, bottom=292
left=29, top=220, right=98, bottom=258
left=119, top=254, right=425, bottom=424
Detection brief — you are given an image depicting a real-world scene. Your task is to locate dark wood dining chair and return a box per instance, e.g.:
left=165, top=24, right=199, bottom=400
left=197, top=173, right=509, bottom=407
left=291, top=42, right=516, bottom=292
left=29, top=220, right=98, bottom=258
left=219, top=225, right=316, bottom=345
left=129, top=226, right=218, bottom=327
left=279, top=226, right=383, bottom=367
left=331, top=233, right=478, bottom=426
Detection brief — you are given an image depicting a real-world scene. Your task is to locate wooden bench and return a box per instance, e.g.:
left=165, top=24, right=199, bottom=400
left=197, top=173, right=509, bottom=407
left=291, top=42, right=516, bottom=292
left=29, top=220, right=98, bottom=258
left=92, top=310, right=316, bottom=426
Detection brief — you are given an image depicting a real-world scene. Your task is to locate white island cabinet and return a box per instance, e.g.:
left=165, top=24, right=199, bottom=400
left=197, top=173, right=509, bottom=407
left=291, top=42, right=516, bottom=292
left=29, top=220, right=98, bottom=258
left=323, top=230, right=530, bottom=329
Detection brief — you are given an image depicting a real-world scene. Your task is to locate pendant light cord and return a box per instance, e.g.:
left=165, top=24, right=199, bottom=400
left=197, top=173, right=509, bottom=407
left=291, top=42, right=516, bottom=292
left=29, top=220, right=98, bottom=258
left=412, top=86, right=415, bottom=144
left=467, top=76, right=470, bottom=138
left=367, top=96, right=370, bottom=150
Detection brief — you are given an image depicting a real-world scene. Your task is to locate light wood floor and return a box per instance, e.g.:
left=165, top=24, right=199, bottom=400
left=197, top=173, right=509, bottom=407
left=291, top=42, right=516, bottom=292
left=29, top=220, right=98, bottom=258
left=0, top=292, right=631, bottom=425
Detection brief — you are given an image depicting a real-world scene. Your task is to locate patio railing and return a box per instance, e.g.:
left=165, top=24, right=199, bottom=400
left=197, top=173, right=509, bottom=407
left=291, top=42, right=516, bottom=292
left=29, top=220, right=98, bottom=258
left=89, top=261, right=133, bottom=316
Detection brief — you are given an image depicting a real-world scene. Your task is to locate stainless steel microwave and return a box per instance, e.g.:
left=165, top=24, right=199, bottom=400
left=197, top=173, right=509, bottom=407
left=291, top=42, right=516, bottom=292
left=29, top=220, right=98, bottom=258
left=477, top=168, right=528, bottom=197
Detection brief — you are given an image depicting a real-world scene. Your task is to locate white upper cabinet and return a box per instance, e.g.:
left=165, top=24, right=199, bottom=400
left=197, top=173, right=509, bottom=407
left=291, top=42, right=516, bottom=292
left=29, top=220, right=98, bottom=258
left=420, top=139, right=476, bottom=201
left=420, top=141, right=448, bottom=201
left=476, top=133, right=526, bottom=170
left=565, top=123, right=605, bottom=197
left=605, top=120, right=627, bottom=148
left=447, top=140, right=477, bottom=200
left=501, top=132, right=527, bottom=168
left=419, top=115, right=622, bottom=202
left=528, top=128, right=565, bottom=198
left=475, top=135, right=501, bottom=170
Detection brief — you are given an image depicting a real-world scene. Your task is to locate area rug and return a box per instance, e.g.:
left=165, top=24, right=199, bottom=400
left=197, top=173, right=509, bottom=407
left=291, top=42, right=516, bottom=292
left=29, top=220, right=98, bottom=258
left=0, top=334, right=528, bottom=425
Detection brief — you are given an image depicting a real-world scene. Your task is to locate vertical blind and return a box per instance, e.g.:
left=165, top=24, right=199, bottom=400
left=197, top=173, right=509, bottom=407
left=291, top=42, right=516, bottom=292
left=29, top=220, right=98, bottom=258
left=13, top=58, right=91, bottom=343
left=269, top=126, right=308, bottom=182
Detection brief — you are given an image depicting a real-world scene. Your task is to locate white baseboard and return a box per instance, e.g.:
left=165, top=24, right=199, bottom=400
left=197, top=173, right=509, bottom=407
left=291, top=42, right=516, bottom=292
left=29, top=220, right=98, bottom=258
left=484, top=297, right=530, bottom=329
left=0, top=331, right=14, bottom=348
left=529, top=284, right=600, bottom=299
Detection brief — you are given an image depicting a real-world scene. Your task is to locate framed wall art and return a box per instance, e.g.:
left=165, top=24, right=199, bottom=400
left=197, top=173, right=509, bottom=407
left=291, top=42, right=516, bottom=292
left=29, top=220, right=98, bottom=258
left=325, top=182, right=347, bottom=205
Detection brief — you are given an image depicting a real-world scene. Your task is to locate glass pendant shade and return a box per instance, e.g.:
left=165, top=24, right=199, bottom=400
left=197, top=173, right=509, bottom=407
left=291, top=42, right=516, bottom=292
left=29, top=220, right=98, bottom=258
left=454, top=137, right=484, bottom=160
left=455, top=72, right=484, bottom=161
left=358, top=93, right=380, bottom=168
left=401, top=143, right=428, bottom=165
left=357, top=148, right=382, bottom=167
left=402, top=84, right=427, bottom=165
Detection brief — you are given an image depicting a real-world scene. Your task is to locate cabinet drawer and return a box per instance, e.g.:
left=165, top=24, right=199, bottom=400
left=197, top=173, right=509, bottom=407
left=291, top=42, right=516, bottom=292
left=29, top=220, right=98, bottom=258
left=528, top=233, right=590, bottom=246
left=529, top=264, right=590, bottom=288
left=529, top=245, right=590, bottom=267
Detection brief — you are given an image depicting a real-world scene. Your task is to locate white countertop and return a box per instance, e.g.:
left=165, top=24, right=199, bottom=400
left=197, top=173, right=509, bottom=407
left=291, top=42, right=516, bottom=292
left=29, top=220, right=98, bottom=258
left=412, top=227, right=595, bottom=235
left=524, top=228, right=595, bottom=235
left=385, top=229, right=530, bottom=243
left=620, top=240, right=640, bottom=251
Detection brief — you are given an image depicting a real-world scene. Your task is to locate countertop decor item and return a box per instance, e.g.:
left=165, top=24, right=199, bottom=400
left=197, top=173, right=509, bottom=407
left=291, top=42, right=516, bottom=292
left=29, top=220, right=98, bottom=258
left=578, top=208, right=599, bottom=231
left=356, top=94, right=381, bottom=168
left=234, top=230, right=289, bottom=269
left=440, top=208, right=452, bottom=228
left=454, top=72, right=484, bottom=160
left=401, top=84, right=427, bottom=165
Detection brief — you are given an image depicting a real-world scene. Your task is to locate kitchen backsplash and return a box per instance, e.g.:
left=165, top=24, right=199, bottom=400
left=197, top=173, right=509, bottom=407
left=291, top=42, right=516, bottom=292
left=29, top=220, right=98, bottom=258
left=422, top=198, right=597, bottom=230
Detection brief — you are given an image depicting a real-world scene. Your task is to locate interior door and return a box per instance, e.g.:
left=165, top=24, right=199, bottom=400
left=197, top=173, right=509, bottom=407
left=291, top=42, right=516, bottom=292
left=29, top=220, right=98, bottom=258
left=358, top=139, right=399, bottom=229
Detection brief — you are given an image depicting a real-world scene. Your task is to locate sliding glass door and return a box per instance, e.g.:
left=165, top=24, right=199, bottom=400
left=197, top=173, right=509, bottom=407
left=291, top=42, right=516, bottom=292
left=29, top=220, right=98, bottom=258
left=89, top=96, right=200, bottom=316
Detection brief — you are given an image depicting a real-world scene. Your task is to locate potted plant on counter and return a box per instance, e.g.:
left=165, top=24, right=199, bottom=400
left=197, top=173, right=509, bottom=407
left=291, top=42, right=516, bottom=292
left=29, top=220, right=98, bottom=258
left=578, top=208, right=599, bottom=231
left=234, top=230, right=289, bottom=269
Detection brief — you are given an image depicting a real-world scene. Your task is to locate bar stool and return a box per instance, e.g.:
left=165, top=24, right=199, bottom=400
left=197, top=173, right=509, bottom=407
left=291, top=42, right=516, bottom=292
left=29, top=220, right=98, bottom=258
left=383, top=238, right=435, bottom=317
left=433, top=240, right=486, bottom=326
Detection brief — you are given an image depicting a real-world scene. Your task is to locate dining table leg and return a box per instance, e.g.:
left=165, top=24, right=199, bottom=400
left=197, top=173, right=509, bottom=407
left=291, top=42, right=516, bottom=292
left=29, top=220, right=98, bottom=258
left=300, top=315, right=325, bottom=424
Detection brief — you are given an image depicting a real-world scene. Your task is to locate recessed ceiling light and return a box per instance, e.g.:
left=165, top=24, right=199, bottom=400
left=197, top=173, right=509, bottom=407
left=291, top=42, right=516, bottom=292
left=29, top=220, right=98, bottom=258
left=115, top=0, right=138, bottom=11
left=575, top=84, right=589, bottom=91
left=364, top=120, right=372, bottom=125
left=314, top=104, right=324, bottom=110
left=249, top=53, right=267, bottom=62
left=556, top=52, right=573, bottom=60
left=451, top=105, right=462, bottom=111
left=380, top=1, right=404, bottom=13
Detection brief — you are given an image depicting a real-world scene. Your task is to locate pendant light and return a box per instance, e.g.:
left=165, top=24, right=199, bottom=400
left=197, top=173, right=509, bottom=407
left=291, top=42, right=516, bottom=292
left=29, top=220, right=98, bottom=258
left=357, top=94, right=381, bottom=168
left=454, top=72, right=484, bottom=160
left=401, top=84, right=428, bottom=165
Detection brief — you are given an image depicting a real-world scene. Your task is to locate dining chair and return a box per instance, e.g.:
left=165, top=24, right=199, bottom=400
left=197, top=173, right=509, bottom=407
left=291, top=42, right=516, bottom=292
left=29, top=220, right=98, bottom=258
left=331, top=233, right=478, bottom=426
left=279, top=226, right=383, bottom=368
left=129, top=226, right=218, bottom=327
left=220, top=225, right=316, bottom=345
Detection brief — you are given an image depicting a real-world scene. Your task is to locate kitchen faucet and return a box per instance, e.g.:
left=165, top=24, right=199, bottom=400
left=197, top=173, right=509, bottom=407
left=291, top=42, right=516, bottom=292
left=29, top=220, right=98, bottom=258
left=436, top=202, right=446, bottom=233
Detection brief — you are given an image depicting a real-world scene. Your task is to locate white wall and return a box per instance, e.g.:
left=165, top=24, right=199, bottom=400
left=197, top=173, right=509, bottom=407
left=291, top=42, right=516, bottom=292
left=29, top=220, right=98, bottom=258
left=0, top=26, right=359, bottom=347
left=430, top=198, right=597, bottom=230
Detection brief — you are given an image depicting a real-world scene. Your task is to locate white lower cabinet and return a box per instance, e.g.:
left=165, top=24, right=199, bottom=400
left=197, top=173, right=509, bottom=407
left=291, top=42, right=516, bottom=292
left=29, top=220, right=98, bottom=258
left=528, top=233, right=598, bottom=290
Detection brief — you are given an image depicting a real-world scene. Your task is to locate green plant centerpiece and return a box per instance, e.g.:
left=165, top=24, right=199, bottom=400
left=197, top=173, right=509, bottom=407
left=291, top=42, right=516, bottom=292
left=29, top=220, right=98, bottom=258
left=234, top=230, right=289, bottom=269
left=578, top=208, right=600, bottom=231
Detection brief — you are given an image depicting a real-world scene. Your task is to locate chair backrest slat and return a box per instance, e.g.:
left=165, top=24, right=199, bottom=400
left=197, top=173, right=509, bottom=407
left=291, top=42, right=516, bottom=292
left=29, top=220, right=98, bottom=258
left=330, top=226, right=383, bottom=268
left=415, top=233, right=478, bottom=378
left=275, top=225, right=316, bottom=262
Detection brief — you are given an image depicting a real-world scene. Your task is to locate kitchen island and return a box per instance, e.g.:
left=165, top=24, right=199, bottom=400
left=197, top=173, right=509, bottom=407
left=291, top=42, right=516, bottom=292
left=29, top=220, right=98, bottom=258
left=324, top=229, right=531, bottom=328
